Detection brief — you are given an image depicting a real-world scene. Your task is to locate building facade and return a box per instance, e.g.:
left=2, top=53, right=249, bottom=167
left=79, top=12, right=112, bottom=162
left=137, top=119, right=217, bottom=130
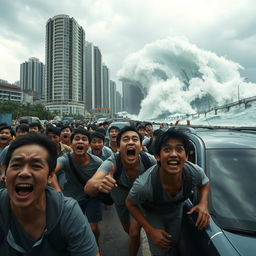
left=102, top=64, right=110, bottom=109
left=94, top=46, right=102, bottom=109
left=109, top=80, right=116, bottom=116
left=45, top=14, right=85, bottom=116
left=20, top=57, right=44, bottom=100
left=122, top=81, right=143, bottom=115
left=84, top=41, right=95, bottom=111
left=0, top=83, right=22, bottom=102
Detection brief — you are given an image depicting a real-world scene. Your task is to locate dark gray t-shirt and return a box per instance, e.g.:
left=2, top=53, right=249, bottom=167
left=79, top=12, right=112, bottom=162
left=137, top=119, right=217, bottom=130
left=98, top=153, right=157, bottom=205
left=57, top=153, right=103, bottom=201
left=129, top=161, right=209, bottom=213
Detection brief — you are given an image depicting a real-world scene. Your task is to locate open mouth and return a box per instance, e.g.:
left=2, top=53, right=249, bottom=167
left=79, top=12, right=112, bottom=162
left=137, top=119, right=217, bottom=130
left=76, top=145, right=84, bottom=151
left=127, top=149, right=136, bottom=161
left=15, top=184, right=33, bottom=196
left=63, top=135, right=69, bottom=139
left=167, top=160, right=180, bottom=166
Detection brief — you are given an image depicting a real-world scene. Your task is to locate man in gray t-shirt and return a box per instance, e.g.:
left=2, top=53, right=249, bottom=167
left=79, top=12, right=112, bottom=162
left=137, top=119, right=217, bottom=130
left=126, top=129, right=210, bottom=256
left=55, top=128, right=103, bottom=245
left=85, top=126, right=156, bottom=256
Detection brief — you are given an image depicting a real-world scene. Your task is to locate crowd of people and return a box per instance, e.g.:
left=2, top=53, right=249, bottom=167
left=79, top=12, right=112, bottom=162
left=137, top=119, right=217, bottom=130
left=0, top=118, right=210, bottom=256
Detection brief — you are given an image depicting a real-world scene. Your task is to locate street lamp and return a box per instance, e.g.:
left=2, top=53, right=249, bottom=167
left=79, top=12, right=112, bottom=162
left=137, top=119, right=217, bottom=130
left=238, top=77, right=248, bottom=101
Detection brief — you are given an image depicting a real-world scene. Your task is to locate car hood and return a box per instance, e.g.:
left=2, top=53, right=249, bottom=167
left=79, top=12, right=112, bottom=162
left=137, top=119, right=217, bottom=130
left=223, top=230, right=256, bottom=256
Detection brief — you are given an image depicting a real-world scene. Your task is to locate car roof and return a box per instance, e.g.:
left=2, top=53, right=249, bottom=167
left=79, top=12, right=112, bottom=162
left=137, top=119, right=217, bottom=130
left=191, top=128, right=256, bottom=149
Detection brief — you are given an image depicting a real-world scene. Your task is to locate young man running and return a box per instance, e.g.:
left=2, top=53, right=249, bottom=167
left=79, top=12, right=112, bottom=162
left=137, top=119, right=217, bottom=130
left=126, top=129, right=210, bottom=256
left=85, top=126, right=156, bottom=256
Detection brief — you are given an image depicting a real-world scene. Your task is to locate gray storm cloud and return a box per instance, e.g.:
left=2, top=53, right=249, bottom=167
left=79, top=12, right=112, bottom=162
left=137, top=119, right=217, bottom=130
left=117, top=36, right=256, bottom=120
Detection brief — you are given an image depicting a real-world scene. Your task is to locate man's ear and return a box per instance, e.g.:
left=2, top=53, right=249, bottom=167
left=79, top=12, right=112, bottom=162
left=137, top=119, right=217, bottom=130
left=47, top=171, right=54, bottom=184
left=154, top=154, right=160, bottom=162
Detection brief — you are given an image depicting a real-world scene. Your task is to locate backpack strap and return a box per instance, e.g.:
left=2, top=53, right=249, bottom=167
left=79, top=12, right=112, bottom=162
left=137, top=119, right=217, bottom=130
left=139, top=151, right=153, bottom=172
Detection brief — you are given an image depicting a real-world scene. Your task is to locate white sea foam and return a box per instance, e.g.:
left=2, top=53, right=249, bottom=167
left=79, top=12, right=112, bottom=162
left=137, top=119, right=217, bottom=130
left=117, top=36, right=256, bottom=122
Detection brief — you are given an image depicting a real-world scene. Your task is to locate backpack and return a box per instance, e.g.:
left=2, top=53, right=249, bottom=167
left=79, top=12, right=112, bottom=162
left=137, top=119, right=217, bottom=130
left=98, top=151, right=153, bottom=205
left=143, top=163, right=194, bottom=213
left=113, top=151, right=153, bottom=189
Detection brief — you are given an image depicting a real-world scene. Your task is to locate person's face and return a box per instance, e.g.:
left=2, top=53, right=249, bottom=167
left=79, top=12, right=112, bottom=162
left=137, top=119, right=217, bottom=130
left=29, top=126, right=40, bottom=133
left=16, top=130, right=28, bottom=138
left=60, top=128, right=71, bottom=141
left=71, top=133, right=90, bottom=156
left=118, top=131, right=142, bottom=165
left=156, top=138, right=188, bottom=175
left=109, top=129, right=119, bottom=142
left=47, top=132, right=60, bottom=146
left=0, top=129, right=12, bottom=145
left=90, top=137, right=104, bottom=156
left=145, top=125, right=153, bottom=134
left=5, top=144, right=51, bottom=209
left=138, top=128, right=146, bottom=138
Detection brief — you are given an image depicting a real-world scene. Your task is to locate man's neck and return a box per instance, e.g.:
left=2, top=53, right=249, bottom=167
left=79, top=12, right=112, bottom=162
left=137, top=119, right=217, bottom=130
left=159, top=167, right=182, bottom=187
left=72, top=153, right=90, bottom=166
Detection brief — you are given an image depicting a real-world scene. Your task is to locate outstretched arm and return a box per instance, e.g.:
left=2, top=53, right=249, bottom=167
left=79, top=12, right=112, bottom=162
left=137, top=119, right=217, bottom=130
left=126, top=195, right=172, bottom=249
left=84, top=164, right=117, bottom=196
left=187, top=183, right=210, bottom=229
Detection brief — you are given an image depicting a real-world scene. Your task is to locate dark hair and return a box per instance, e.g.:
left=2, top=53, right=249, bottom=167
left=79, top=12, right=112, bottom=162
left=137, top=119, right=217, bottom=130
left=16, top=124, right=29, bottom=133
left=95, top=127, right=106, bottom=136
left=29, top=122, right=41, bottom=129
left=116, top=126, right=142, bottom=146
left=153, top=129, right=164, bottom=137
left=46, top=126, right=61, bottom=136
left=71, top=128, right=91, bottom=143
left=0, top=125, right=12, bottom=133
left=91, top=131, right=105, bottom=141
left=137, top=125, right=146, bottom=131
left=4, top=133, right=57, bottom=175
left=60, top=125, right=72, bottom=133
left=154, top=129, right=190, bottom=156
left=145, top=122, right=153, bottom=127
left=108, top=125, right=121, bottom=133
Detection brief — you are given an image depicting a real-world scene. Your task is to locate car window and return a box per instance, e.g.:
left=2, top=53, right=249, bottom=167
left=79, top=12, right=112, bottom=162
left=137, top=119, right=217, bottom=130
left=206, top=149, right=256, bottom=233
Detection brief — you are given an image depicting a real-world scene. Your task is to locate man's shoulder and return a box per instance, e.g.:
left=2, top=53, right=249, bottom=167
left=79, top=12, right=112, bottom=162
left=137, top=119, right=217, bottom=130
left=88, top=152, right=103, bottom=165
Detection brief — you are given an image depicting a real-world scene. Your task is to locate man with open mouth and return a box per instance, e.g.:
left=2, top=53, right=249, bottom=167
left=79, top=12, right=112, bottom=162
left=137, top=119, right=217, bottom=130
left=106, top=126, right=120, bottom=153
left=54, top=128, right=103, bottom=246
left=0, top=125, right=13, bottom=154
left=85, top=126, right=157, bottom=256
left=126, top=129, right=210, bottom=256
left=60, top=125, right=72, bottom=147
left=0, top=133, right=99, bottom=255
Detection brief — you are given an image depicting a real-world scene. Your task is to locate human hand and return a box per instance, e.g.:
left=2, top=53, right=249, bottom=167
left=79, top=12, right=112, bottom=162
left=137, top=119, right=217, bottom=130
left=98, top=164, right=117, bottom=193
left=187, top=203, right=210, bottom=229
left=148, top=228, right=173, bottom=249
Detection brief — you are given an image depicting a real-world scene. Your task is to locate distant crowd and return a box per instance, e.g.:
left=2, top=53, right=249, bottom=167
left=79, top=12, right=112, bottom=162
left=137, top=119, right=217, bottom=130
left=0, top=118, right=209, bottom=256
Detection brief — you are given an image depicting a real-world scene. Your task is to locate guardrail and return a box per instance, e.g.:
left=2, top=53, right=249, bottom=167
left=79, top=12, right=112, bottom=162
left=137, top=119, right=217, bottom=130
left=168, top=95, right=256, bottom=121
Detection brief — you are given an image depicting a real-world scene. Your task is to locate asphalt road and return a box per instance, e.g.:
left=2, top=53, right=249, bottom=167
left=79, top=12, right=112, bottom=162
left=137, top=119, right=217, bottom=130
left=99, top=205, right=145, bottom=256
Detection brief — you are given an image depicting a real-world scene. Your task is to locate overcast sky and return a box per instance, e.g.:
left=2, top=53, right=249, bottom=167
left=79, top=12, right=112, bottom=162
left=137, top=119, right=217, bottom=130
left=1, top=0, right=256, bottom=87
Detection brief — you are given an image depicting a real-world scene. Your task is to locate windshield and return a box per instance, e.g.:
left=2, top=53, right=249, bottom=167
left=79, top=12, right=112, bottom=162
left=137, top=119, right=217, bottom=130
left=206, top=149, right=256, bottom=233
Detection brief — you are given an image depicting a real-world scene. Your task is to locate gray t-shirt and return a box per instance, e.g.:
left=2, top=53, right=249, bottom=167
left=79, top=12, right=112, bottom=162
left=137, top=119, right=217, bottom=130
left=87, top=146, right=113, bottom=161
left=57, top=153, right=103, bottom=202
left=98, top=153, right=157, bottom=206
left=129, top=161, right=209, bottom=213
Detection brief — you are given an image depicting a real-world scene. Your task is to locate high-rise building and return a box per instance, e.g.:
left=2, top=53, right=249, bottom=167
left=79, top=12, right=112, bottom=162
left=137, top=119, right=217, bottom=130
left=45, top=14, right=85, bottom=116
left=102, top=64, right=110, bottom=109
left=94, top=46, right=102, bottom=109
left=109, top=80, right=116, bottom=116
left=116, top=90, right=122, bottom=113
left=20, top=57, right=44, bottom=101
left=84, top=41, right=95, bottom=111
left=122, top=81, right=143, bottom=115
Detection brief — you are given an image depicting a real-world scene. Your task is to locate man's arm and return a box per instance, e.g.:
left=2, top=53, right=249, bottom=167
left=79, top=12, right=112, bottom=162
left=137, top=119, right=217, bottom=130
left=126, top=195, right=172, bottom=249
left=84, top=164, right=117, bottom=197
left=187, top=182, right=210, bottom=229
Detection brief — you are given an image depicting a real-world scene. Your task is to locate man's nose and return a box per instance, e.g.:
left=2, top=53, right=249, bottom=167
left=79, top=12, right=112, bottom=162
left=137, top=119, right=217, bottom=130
left=18, top=165, right=31, bottom=177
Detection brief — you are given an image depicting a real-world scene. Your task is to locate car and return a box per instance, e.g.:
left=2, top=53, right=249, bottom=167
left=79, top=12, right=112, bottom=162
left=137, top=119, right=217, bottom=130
left=108, top=121, right=131, bottom=130
left=175, top=126, right=256, bottom=256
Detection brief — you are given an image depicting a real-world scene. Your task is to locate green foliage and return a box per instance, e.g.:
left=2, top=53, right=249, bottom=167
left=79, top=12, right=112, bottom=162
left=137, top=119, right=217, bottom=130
left=0, top=101, right=55, bottom=120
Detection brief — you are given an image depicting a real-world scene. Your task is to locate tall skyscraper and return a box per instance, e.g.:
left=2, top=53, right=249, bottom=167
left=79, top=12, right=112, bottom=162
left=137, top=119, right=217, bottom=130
left=20, top=57, right=44, bottom=100
left=45, top=14, right=85, bottom=116
left=116, top=90, right=122, bottom=113
left=94, top=46, right=102, bottom=109
left=84, top=41, right=95, bottom=111
left=102, top=64, right=110, bottom=108
left=122, top=81, right=143, bottom=115
left=109, top=80, right=116, bottom=116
